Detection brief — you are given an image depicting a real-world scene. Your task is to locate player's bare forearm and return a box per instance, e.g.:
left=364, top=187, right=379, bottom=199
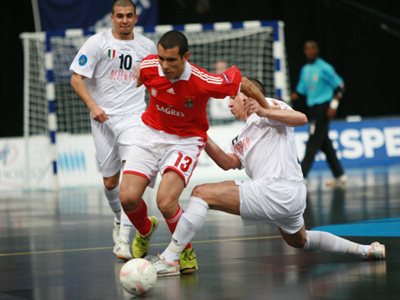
left=205, top=137, right=241, bottom=170
left=240, top=77, right=269, bottom=109
left=245, top=98, right=307, bottom=127
left=264, top=108, right=308, bottom=127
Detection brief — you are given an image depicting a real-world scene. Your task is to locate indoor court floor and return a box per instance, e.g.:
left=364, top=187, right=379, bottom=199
left=0, top=165, right=399, bottom=299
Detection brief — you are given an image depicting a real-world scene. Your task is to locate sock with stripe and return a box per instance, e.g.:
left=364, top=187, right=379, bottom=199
left=124, top=199, right=152, bottom=236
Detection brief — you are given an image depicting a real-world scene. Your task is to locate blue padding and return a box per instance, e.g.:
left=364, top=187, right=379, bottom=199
left=275, top=58, right=281, bottom=71
left=172, top=24, right=185, bottom=31
left=312, top=217, right=400, bottom=237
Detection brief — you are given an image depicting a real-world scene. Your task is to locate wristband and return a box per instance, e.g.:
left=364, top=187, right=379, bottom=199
left=330, top=99, right=339, bottom=110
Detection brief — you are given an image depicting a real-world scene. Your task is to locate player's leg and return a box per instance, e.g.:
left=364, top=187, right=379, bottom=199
left=103, top=172, right=122, bottom=243
left=157, top=169, right=200, bottom=274
left=170, top=180, right=240, bottom=248
left=154, top=181, right=239, bottom=276
left=120, top=139, right=161, bottom=258
left=90, top=118, right=127, bottom=254
left=301, top=104, right=328, bottom=179
left=103, top=172, right=133, bottom=260
left=119, top=172, right=158, bottom=258
left=320, top=133, right=347, bottom=186
left=279, top=225, right=386, bottom=260
left=116, top=113, right=145, bottom=236
left=156, top=139, right=206, bottom=274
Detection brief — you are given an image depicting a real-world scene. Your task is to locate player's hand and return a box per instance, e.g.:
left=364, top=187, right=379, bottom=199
left=327, top=107, right=337, bottom=119
left=244, top=97, right=266, bottom=117
left=91, top=106, right=108, bottom=123
left=270, top=99, right=281, bottom=110
left=133, top=65, right=143, bottom=87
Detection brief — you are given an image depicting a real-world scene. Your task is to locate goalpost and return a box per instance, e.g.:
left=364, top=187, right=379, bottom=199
left=19, top=20, right=291, bottom=190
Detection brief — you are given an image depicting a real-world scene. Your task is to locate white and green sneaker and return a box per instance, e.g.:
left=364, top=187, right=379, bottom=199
left=179, top=248, right=198, bottom=274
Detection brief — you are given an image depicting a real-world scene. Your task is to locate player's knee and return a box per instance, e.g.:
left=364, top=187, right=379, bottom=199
left=104, top=181, right=118, bottom=191
left=191, top=184, right=209, bottom=201
left=284, top=236, right=306, bottom=249
left=103, top=176, right=119, bottom=190
left=119, top=188, right=136, bottom=211
left=156, top=196, right=177, bottom=217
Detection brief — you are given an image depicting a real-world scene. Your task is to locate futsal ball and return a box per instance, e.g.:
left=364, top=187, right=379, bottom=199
left=120, top=258, right=157, bottom=296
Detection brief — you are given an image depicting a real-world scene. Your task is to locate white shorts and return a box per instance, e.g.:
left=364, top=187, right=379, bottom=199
left=236, top=179, right=306, bottom=234
left=123, top=123, right=206, bottom=188
left=91, top=112, right=143, bottom=178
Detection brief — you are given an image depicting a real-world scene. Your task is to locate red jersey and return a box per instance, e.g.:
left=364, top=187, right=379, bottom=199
left=140, top=55, right=241, bottom=140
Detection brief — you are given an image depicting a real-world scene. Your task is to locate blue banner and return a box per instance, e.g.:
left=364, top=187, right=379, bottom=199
left=295, top=118, right=400, bottom=170
left=37, top=0, right=158, bottom=31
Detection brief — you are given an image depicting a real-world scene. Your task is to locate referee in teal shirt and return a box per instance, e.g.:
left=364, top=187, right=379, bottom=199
left=291, top=40, right=346, bottom=186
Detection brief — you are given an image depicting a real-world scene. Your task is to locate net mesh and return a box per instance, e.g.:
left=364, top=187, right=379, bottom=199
left=21, top=24, right=287, bottom=136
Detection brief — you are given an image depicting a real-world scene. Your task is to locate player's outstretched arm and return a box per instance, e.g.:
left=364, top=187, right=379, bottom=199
left=205, top=136, right=241, bottom=171
left=240, top=77, right=270, bottom=109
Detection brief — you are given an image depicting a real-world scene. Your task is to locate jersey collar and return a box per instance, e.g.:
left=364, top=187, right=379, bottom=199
left=158, top=61, right=192, bottom=83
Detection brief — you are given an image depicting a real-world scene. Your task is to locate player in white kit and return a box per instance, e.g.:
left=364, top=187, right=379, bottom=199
left=152, top=78, right=386, bottom=276
left=70, top=0, right=157, bottom=260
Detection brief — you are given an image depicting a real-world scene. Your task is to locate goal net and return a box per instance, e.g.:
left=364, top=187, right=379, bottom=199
left=20, top=20, right=291, bottom=190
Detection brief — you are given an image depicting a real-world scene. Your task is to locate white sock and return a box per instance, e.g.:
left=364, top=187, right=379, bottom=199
left=303, top=230, right=370, bottom=257
left=104, top=186, right=121, bottom=221
left=119, top=209, right=133, bottom=241
left=161, top=196, right=209, bottom=263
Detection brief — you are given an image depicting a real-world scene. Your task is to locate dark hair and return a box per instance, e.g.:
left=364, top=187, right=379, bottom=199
left=112, top=0, right=136, bottom=14
left=304, top=40, right=319, bottom=50
left=247, top=77, right=266, bottom=96
left=158, top=30, right=188, bottom=57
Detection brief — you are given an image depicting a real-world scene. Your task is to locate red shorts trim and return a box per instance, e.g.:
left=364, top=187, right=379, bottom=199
left=123, top=170, right=149, bottom=180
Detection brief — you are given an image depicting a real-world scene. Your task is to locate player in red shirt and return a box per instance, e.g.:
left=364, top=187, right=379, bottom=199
left=119, top=30, right=268, bottom=274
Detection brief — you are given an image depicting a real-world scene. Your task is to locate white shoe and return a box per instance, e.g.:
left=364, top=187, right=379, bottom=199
left=113, top=219, right=120, bottom=244
left=151, top=255, right=180, bottom=277
left=113, top=237, right=133, bottom=261
left=364, top=242, right=386, bottom=260
left=326, top=174, right=347, bottom=187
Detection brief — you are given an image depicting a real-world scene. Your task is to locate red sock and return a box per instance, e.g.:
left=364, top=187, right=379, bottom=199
left=124, top=199, right=151, bottom=236
left=165, top=205, right=192, bottom=250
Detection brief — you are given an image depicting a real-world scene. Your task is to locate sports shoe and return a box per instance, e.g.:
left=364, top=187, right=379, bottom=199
left=152, top=255, right=180, bottom=277
left=364, top=242, right=386, bottom=260
left=179, top=248, right=198, bottom=274
left=113, top=237, right=133, bottom=261
left=132, top=216, right=158, bottom=258
left=113, top=219, right=120, bottom=244
left=326, top=174, right=347, bottom=187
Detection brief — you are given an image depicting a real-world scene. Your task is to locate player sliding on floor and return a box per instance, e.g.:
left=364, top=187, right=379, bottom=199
left=150, top=78, right=386, bottom=276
